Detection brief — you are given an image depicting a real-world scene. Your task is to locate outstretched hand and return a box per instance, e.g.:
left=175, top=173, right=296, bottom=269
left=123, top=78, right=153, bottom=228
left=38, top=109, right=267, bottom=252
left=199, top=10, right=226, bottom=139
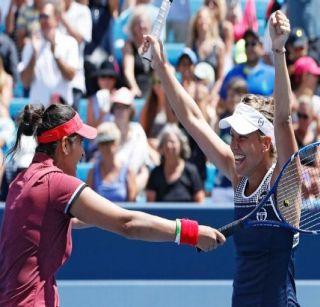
left=141, top=35, right=166, bottom=70
left=197, top=225, right=226, bottom=252
left=269, top=10, right=291, bottom=51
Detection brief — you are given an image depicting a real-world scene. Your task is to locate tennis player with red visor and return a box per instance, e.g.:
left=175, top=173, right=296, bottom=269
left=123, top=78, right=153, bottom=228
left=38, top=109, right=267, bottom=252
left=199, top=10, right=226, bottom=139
left=0, top=103, right=225, bottom=307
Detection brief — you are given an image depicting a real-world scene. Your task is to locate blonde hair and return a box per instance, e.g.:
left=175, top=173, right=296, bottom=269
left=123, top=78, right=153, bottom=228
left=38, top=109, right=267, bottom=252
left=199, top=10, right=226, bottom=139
left=241, top=94, right=275, bottom=124
left=127, top=5, right=151, bottom=41
left=188, top=6, right=220, bottom=47
left=204, top=0, right=227, bottom=22
left=41, top=0, right=62, bottom=18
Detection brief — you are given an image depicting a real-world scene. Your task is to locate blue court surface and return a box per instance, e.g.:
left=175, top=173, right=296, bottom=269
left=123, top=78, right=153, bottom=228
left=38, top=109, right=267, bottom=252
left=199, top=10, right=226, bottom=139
left=58, top=280, right=320, bottom=307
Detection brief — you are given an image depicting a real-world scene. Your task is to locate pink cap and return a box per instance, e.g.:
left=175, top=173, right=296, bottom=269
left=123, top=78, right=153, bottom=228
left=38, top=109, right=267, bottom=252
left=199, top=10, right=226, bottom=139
left=294, top=56, right=320, bottom=76
left=110, top=87, right=134, bottom=106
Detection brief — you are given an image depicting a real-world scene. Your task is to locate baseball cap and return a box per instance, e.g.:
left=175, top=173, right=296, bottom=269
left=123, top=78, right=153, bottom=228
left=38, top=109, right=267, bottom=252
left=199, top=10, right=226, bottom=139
left=110, top=87, right=134, bottom=106
left=288, top=27, right=308, bottom=48
left=219, top=103, right=275, bottom=145
left=194, top=62, right=215, bottom=84
left=177, top=47, right=198, bottom=65
left=294, top=56, right=320, bottom=76
left=96, top=122, right=121, bottom=144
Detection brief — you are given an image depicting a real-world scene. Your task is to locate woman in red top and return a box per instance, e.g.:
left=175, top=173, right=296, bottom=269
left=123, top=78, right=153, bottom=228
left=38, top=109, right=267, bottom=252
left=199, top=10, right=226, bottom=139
left=0, top=103, right=225, bottom=307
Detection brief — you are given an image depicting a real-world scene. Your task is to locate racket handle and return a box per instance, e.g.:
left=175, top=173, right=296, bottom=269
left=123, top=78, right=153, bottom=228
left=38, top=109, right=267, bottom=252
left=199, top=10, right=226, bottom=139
left=142, top=0, right=172, bottom=62
left=196, top=221, right=243, bottom=252
left=218, top=220, right=244, bottom=238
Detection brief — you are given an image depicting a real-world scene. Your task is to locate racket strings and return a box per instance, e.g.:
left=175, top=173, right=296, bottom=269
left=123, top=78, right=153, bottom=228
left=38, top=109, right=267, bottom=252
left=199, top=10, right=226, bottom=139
left=300, top=212, right=320, bottom=229
left=276, top=148, right=320, bottom=231
left=278, top=165, right=317, bottom=227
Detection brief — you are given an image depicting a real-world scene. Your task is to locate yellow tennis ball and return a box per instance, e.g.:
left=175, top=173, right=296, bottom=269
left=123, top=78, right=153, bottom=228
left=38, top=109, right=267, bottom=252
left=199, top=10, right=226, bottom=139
left=283, top=200, right=290, bottom=207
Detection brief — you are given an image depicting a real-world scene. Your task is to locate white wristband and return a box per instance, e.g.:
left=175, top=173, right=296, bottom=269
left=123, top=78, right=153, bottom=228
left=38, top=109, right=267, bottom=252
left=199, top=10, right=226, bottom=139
left=175, top=219, right=181, bottom=244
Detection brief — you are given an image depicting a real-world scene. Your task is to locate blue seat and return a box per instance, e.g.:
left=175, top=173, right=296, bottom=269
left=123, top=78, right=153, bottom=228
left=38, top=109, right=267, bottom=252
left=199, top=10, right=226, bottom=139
left=76, top=162, right=94, bottom=182
left=9, top=97, right=88, bottom=123
left=9, top=97, right=30, bottom=119
left=165, top=43, right=185, bottom=66
left=205, top=163, right=217, bottom=193
left=189, top=0, right=203, bottom=16
left=78, top=99, right=88, bottom=123
left=133, top=98, right=145, bottom=122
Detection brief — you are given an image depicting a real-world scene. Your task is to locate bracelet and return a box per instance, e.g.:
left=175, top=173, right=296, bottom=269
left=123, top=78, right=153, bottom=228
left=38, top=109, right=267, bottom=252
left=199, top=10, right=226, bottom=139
left=180, top=219, right=199, bottom=246
left=175, top=219, right=181, bottom=244
left=272, top=47, right=286, bottom=54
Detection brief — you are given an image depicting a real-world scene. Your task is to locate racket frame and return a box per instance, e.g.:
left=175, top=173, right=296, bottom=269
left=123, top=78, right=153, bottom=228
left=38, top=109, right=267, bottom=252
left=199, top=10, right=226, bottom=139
left=219, top=141, right=320, bottom=237
left=142, top=0, right=173, bottom=62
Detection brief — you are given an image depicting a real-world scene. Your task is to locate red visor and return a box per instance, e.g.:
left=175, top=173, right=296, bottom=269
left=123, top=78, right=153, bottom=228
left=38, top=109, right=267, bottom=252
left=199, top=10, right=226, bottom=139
left=37, top=113, right=97, bottom=144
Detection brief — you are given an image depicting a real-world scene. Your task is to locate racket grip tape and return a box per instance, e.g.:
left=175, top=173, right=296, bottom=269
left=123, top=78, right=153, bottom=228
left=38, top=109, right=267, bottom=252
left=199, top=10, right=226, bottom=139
left=196, top=220, right=243, bottom=252
left=218, top=220, right=244, bottom=238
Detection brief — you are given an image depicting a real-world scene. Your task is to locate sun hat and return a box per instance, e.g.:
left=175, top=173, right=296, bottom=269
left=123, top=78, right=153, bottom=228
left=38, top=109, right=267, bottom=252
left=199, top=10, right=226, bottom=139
left=110, top=87, right=134, bottom=106
left=96, top=122, right=121, bottom=144
left=219, top=103, right=275, bottom=145
left=177, top=47, right=198, bottom=65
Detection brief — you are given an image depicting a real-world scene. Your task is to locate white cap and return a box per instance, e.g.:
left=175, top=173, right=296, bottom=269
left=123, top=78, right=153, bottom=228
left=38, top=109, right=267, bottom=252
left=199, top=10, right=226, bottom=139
left=219, top=103, right=275, bottom=145
left=194, top=62, right=215, bottom=85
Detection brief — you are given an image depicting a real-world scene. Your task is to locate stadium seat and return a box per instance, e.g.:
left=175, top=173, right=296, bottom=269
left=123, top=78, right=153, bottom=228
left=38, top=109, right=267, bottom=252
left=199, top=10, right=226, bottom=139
left=133, top=98, right=145, bottom=121
left=164, top=43, right=185, bottom=66
left=205, top=163, right=217, bottom=193
left=9, top=97, right=88, bottom=123
left=78, top=99, right=88, bottom=123
left=76, top=162, right=94, bottom=182
left=189, top=0, right=203, bottom=16
left=9, top=97, right=29, bottom=120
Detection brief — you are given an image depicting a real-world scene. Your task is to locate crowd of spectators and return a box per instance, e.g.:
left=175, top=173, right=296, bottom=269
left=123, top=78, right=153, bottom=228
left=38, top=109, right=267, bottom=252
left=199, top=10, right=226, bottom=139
left=0, top=0, right=319, bottom=203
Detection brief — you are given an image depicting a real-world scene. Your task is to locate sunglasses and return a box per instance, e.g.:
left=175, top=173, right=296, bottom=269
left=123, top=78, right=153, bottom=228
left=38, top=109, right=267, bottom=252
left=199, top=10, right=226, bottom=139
left=297, top=112, right=310, bottom=120
left=245, top=41, right=259, bottom=48
left=39, top=13, right=50, bottom=20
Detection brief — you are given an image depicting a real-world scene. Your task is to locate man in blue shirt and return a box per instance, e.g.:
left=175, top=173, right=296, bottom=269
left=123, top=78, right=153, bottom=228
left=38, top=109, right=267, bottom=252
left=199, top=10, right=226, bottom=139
left=220, top=29, right=275, bottom=100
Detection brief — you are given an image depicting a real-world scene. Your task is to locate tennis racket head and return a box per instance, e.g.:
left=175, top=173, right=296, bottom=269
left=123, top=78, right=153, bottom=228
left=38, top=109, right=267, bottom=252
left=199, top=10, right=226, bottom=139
left=275, top=141, right=320, bottom=234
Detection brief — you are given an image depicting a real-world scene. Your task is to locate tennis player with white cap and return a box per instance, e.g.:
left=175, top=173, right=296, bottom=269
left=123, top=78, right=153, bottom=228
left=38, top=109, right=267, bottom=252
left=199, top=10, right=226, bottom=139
left=142, top=10, right=300, bottom=307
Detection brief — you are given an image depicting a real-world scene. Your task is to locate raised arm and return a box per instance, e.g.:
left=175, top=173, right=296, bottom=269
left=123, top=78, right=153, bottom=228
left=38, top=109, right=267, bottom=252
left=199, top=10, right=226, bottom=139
left=269, top=11, right=298, bottom=172
left=141, top=37, right=237, bottom=184
left=70, top=187, right=226, bottom=251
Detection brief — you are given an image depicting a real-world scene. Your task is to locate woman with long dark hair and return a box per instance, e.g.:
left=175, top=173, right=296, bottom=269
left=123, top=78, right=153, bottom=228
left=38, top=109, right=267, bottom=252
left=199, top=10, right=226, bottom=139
left=0, top=103, right=225, bottom=306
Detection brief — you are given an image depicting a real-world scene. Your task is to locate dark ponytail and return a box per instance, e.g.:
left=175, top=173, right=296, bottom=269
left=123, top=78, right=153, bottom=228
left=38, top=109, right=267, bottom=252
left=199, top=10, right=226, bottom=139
left=7, top=103, right=76, bottom=158
left=7, top=104, right=44, bottom=158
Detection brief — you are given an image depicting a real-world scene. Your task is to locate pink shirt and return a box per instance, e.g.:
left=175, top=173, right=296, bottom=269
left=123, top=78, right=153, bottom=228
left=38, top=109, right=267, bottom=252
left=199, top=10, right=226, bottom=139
left=0, top=153, right=86, bottom=307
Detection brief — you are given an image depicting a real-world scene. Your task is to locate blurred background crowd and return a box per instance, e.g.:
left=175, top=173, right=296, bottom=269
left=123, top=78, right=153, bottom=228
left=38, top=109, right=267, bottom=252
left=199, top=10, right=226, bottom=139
left=0, top=0, right=319, bottom=204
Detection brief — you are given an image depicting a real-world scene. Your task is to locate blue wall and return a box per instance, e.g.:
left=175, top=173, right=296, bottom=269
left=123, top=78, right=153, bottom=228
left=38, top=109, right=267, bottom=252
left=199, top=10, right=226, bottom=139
left=1, top=203, right=320, bottom=280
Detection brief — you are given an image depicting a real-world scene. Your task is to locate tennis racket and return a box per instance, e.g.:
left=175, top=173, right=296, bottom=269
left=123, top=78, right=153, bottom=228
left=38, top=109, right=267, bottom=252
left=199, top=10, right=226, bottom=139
left=142, top=0, right=173, bottom=62
left=219, top=141, right=320, bottom=238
